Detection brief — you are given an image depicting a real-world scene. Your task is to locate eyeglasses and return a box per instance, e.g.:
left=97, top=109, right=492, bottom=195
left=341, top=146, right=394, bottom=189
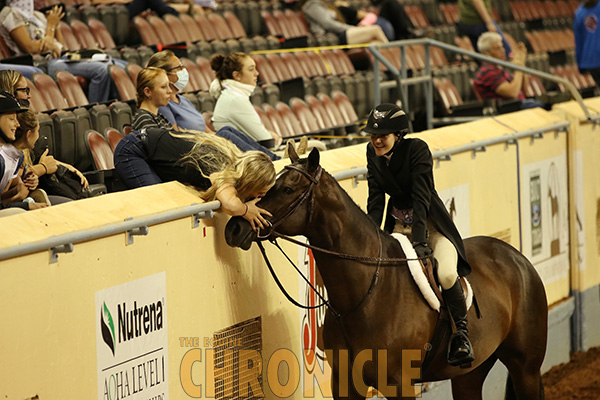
left=15, top=87, right=30, bottom=95
left=166, top=64, right=184, bottom=73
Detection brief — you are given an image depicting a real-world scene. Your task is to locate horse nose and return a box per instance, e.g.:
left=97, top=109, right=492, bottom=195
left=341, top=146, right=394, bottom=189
left=225, top=216, right=255, bottom=250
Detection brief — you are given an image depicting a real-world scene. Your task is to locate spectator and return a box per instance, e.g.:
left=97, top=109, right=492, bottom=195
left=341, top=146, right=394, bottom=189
left=209, top=52, right=280, bottom=146
left=300, top=0, right=388, bottom=45
left=574, top=0, right=600, bottom=87
left=0, top=91, right=47, bottom=214
left=114, top=128, right=275, bottom=230
left=0, top=64, right=43, bottom=80
left=0, top=70, right=88, bottom=201
left=458, top=0, right=511, bottom=59
left=0, top=1, right=126, bottom=103
left=474, top=32, right=543, bottom=110
left=369, top=0, right=412, bottom=40
left=132, top=67, right=174, bottom=131
left=91, top=0, right=195, bottom=19
left=146, top=51, right=280, bottom=160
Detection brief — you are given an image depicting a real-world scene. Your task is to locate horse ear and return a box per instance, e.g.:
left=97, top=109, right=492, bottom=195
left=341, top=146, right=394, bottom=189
left=287, top=140, right=300, bottom=163
left=307, top=147, right=320, bottom=171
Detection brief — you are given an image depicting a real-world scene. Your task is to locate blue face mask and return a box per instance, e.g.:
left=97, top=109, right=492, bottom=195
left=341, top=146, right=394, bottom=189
left=173, top=68, right=189, bottom=91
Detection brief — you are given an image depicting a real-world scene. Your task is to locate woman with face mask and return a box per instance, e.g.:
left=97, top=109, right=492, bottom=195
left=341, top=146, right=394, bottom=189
left=146, top=50, right=280, bottom=160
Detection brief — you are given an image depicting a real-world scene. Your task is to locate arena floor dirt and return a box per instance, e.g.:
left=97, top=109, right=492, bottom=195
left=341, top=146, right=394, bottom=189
left=542, top=346, right=600, bottom=400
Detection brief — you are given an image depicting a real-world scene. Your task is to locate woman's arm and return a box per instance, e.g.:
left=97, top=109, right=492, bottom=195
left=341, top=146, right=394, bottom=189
left=214, top=183, right=271, bottom=231
left=409, top=139, right=434, bottom=244
left=10, top=26, right=45, bottom=54
left=1, top=176, right=29, bottom=203
left=366, top=145, right=385, bottom=227
left=57, top=161, right=89, bottom=190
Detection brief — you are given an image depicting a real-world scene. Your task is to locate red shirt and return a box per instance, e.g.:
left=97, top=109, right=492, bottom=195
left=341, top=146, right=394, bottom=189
left=474, top=63, right=526, bottom=100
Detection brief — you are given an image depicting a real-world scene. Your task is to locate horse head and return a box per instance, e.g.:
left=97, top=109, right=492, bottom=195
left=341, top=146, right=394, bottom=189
left=225, top=143, right=322, bottom=250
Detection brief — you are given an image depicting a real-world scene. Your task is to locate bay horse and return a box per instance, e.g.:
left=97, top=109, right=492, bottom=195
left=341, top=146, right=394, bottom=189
left=225, top=147, right=548, bottom=400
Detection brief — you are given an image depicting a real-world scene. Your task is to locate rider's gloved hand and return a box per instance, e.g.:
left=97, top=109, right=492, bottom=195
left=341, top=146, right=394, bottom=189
left=413, top=242, right=433, bottom=261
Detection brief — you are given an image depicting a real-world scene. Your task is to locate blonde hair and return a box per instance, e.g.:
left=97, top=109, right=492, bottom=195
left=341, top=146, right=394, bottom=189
left=177, top=130, right=276, bottom=202
left=136, top=67, right=168, bottom=107
left=147, top=50, right=176, bottom=71
left=0, top=69, right=23, bottom=96
left=16, top=110, right=39, bottom=166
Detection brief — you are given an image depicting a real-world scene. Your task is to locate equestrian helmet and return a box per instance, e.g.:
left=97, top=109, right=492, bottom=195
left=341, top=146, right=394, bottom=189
left=363, top=103, right=409, bottom=136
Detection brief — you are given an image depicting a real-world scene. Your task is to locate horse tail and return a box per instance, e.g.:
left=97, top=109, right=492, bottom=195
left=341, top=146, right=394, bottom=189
left=504, top=374, right=545, bottom=400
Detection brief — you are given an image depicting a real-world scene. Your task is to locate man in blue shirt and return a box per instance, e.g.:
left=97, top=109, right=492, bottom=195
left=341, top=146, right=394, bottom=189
left=574, top=0, right=600, bottom=86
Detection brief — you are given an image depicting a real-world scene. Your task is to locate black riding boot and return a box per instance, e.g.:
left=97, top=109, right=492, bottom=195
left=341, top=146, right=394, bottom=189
left=442, top=278, right=475, bottom=367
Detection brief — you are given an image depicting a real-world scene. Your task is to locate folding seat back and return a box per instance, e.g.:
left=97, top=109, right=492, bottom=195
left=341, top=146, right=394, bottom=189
left=263, top=103, right=292, bottom=138
left=246, top=0, right=262, bottom=37
left=58, top=21, right=81, bottom=51
left=525, top=75, right=547, bottom=97
left=272, top=10, right=295, bottom=39
left=163, top=14, right=192, bottom=44
left=88, top=18, right=116, bottom=50
left=51, top=110, right=78, bottom=165
left=36, top=112, right=56, bottom=156
left=109, top=101, right=133, bottom=132
left=196, top=91, right=215, bottom=112
left=70, top=107, right=94, bottom=171
left=285, top=10, right=310, bottom=37
left=265, top=54, right=293, bottom=82
left=109, top=65, right=136, bottom=101
left=333, top=50, right=356, bottom=74
left=55, top=70, right=89, bottom=108
left=181, top=58, right=207, bottom=92
left=261, top=10, right=282, bottom=37
left=208, top=13, right=235, bottom=40
left=252, top=54, right=278, bottom=84
left=79, top=5, right=100, bottom=24
left=105, top=127, right=124, bottom=151
left=126, top=63, right=143, bottom=86
left=97, top=5, right=117, bottom=42
left=25, top=78, right=50, bottom=112
left=148, top=15, right=177, bottom=45
left=178, top=14, right=205, bottom=43
left=234, top=1, right=251, bottom=35
left=280, top=53, right=304, bottom=79
left=89, top=103, right=113, bottom=137
left=317, top=93, right=346, bottom=126
left=33, top=73, right=69, bottom=110
left=331, top=91, right=358, bottom=124
left=320, top=50, right=343, bottom=76
left=86, top=130, right=115, bottom=170
left=253, top=105, right=275, bottom=132
left=306, top=52, right=328, bottom=76
left=194, top=14, right=219, bottom=42
left=276, top=102, right=303, bottom=136
left=70, top=19, right=98, bottom=49
left=305, top=95, right=334, bottom=129
left=294, top=52, right=319, bottom=78
left=195, top=57, right=215, bottom=88
left=224, top=11, right=247, bottom=39
left=133, top=16, right=160, bottom=46
left=290, top=97, right=320, bottom=132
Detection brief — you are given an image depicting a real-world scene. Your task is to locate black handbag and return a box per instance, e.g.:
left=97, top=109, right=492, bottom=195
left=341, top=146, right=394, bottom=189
left=38, top=165, right=87, bottom=200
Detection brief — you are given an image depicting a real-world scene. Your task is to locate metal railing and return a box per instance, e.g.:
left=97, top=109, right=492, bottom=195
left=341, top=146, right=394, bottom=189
left=0, top=119, right=567, bottom=262
left=368, top=38, right=600, bottom=130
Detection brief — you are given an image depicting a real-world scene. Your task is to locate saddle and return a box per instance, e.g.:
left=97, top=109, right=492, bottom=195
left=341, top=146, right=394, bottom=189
left=391, top=233, right=473, bottom=312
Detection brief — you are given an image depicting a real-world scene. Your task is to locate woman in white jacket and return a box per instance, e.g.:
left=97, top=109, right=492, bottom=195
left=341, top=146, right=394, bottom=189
left=209, top=53, right=282, bottom=148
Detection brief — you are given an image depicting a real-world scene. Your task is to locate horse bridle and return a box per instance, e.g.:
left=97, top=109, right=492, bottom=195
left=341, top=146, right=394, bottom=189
left=256, top=163, right=323, bottom=240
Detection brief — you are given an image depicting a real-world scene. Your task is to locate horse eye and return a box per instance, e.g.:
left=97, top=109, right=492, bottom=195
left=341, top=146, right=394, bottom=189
left=283, top=187, right=294, bottom=195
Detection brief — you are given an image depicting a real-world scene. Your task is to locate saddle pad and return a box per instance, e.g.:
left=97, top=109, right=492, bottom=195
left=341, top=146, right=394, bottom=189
left=391, top=233, right=473, bottom=313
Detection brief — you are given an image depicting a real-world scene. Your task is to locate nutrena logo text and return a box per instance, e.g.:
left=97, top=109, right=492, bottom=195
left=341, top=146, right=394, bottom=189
left=96, top=272, right=169, bottom=400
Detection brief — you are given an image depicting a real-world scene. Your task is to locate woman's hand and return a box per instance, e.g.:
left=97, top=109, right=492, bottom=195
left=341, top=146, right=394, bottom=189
left=40, top=149, right=58, bottom=174
left=46, top=5, right=65, bottom=29
left=72, top=167, right=89, bottom=190
left=242, top=197, right=272, bottom=231
left=23, top=171, right=39, bottom=190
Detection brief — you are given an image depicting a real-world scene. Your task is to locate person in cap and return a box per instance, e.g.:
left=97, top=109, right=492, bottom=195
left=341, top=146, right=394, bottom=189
left=0, top=90, right=47, bottom=213
left=365, top=103, right=474, bottom=367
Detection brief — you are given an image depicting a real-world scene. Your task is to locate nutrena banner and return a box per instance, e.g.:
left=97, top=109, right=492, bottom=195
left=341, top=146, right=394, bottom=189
left=95, top=272, right=169, bottom=400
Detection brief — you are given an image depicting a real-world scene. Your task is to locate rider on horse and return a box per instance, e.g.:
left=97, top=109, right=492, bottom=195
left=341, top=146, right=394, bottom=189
left=364, top=103, right=475, bottom=367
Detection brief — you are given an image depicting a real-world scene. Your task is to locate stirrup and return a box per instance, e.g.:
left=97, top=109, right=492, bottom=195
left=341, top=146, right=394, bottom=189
left=447, top=332, right=474, bottom=367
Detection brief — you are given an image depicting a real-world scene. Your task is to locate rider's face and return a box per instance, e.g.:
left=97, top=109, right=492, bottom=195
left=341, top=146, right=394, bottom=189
left=370, top=133, right=398, bottom=157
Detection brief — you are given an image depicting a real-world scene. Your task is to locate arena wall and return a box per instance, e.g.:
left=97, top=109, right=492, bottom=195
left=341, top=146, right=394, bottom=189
left=0, top=104, right=597, bottom=400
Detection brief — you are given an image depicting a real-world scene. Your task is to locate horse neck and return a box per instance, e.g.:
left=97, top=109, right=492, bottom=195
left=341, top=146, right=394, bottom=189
left=302, top=173, right=389, bottom=311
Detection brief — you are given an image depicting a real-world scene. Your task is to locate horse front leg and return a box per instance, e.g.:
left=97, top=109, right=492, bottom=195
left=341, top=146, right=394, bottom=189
left=329, top=352, right=366, bottom=400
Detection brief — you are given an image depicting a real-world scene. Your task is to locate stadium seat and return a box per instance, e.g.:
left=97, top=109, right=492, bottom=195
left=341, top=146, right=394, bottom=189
left=86, top=130, right=115, bottom=170
left=55, top=70, right=89, bottom=108
left=276, top=102, right=304, bottom=137
left=253, top=105, right=276, bottom=133
left=88, top=18, right=116, bottom=50
left=58, top=21, right=81, bottom=51
left=332, top=91, right=359, bottom=125
left=105, top=127, right=124, bottom=151
left=133, top=16, right=160, bottom=47
left=32, top=73, right=69, bottom=110
left=178, top=14, right=205, bottom=42
left=109, top=65, right=136, bottom=102
left=181, top=58, right=208, bottom=92
left=126, top=63, right=143, bottom=86
left=263, top=103, right=292, bottom=138
left=70, top=19, right=99, bottom=49
left=290, top=97, right=321, bottom=133
left=25, top=78, right=50, bottom=112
